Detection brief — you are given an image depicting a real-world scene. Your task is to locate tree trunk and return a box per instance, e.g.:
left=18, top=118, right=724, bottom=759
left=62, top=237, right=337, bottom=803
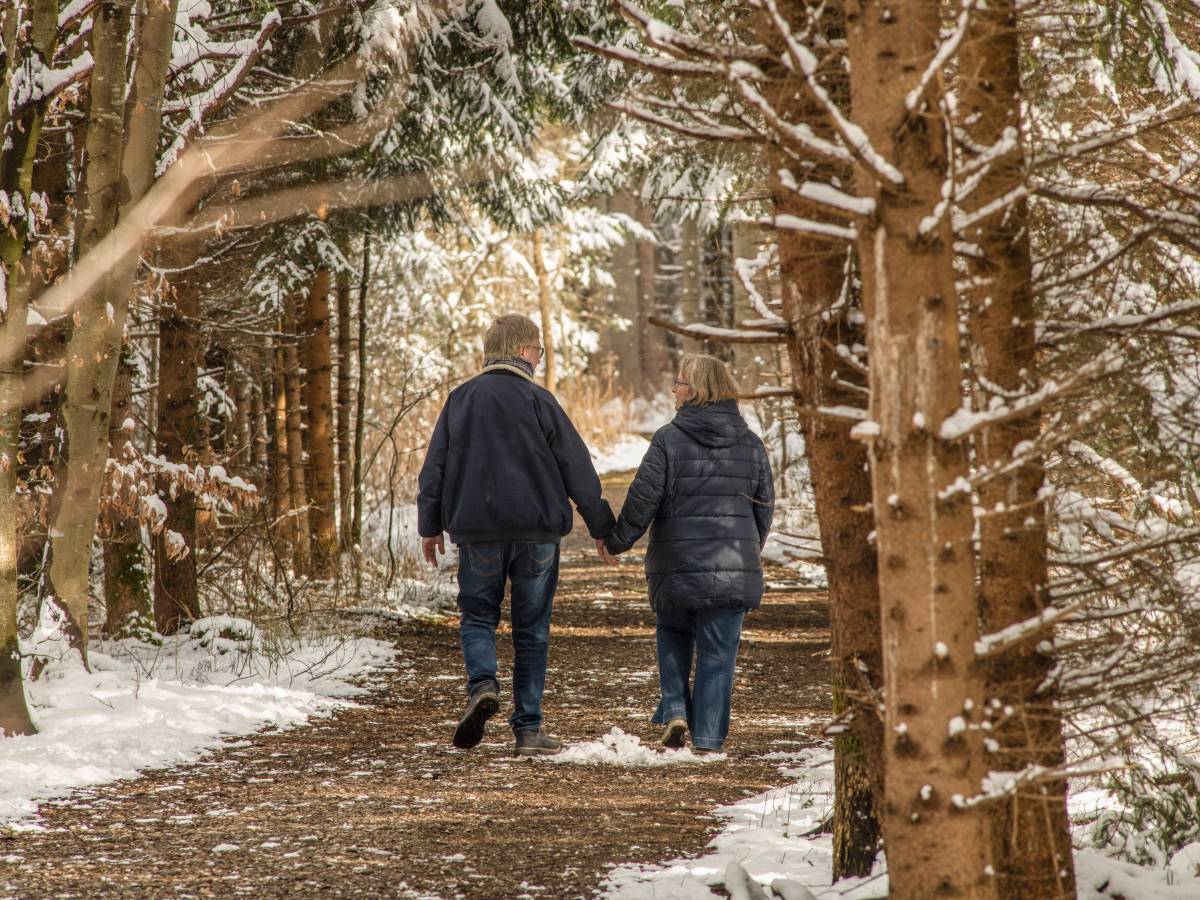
left=283, top=300, right=311, bottom=575
left=678, top=216, right=704, bottom=353
left=251, top=376, right=269, bottom=469
left=0, top=0, right=54, bottom=734
left=153, top=251, right=202, bottom=634
left=351, top=240, right=369, bottom=553
left=336, top=270, right=353, bottom=553
left=49, top=0, right=177, bottom=662
left=845, top=1, right=996, bottom=895
left=302, top=271, right=337, bottom=577
left=636, top=204, right=665, bottom=393
left=102, top=352, right=150, bottom=636
left=48, top=0, right=135, bottom=664
left=959, top=4, right=1075, bottom=896
left=603, top=191, right=646, bottom=392
left=230, top=362, right=251, bottom=470
left=271, top=343, right=293, bottom=546
left=0, top=255, right=35, bottom=736
left=532, top=229, right=557, bottom=392
left=759, top=0, right=883, bottom=876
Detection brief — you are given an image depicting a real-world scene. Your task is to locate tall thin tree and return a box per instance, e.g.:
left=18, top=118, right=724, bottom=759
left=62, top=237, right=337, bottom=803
left=845, top=0, right=996, bottom=893
left=959, top=3, right=1075, bottom=895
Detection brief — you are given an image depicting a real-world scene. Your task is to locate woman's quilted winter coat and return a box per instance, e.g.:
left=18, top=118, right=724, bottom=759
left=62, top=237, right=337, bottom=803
left=605, top=400, right=774, bottom=612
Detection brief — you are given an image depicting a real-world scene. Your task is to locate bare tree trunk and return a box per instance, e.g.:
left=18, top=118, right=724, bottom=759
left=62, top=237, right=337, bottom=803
left=271, top=343, right=293, bottom=546
left=351, top=241, right=369, bottom=561
left=48, top=0, right=135, bottom=663
left=0, top=260, right=33, bottom=736
left=636, top=205, right=665, bottom=393
left=283, top=300, right=311, bottom=575
left=959, top=4, right=1075, bottom=896
left=231, top=362, right=251, bottom=470
left=603, top=191, right=645, bottom=392
left=49, top=0, right=178, bottom=662
left=153, top=253, right=202, bottom=634
left=532, top=229, right=557, bottom=392
left=102, top=352, right=149, bottom=636
left=678, top=216, right=704, bottom=353
left=846, top=1, right=996, bottom=894
left=0, top=0, right=52, bottom=735
left=759, top=0, right=882, bottom=876
left=251, top=377, right=269, bottom=469
left=336, top=270, right=353, bottom=553
left=302, top=271, right=336, bottom=578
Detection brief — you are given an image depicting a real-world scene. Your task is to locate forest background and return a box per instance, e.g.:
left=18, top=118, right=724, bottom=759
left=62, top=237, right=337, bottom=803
left=4, top=0, right=1200, bottom=897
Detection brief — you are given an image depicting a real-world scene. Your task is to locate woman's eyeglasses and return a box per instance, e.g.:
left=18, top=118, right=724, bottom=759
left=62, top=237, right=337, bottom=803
left=672, top=379, right=689, bottom=389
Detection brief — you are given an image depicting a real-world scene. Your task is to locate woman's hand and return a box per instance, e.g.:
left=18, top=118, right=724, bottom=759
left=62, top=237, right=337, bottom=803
left=595, top=538, right=620, bottom=566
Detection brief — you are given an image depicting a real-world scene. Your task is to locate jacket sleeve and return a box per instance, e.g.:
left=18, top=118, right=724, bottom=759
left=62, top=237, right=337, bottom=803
left=540, top=393, right=615, bottom=539
left=753, top=441, right=775, bottom=549
left=416, top=402, right=450, bottom=538
left=606, top=433, right=668, bottom=555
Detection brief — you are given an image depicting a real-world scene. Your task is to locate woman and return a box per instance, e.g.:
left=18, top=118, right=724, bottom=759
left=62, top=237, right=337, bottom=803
left=606, top=354, right=773, bottom=753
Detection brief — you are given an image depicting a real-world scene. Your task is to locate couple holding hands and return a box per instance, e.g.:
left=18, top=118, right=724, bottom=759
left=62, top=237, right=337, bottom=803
left=418, top=315, right=773, bottom=757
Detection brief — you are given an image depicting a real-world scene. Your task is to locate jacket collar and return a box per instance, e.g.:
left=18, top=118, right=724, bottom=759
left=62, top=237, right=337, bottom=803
left=480, top=356, right=535, bottom=382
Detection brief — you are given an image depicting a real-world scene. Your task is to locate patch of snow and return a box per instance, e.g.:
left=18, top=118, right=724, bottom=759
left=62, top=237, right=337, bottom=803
left=601, top=748, right=886, bottom=898
left=592, top=435, right=651, bottom=475
left=545, top=728, right=725, bottom=768
left=0, top=603, right=396, bottom=827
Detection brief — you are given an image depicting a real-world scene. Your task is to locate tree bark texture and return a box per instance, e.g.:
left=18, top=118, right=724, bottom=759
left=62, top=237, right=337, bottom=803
left=845, top=1, right=996, bottom=895
left=336, top=270, right=353, bottom=552
left=532, top=229, right=557, bottom=393
left=759, top=0, right=883, bottom=876
left=603, top=191, right=647, bottom=392
left=677, top=216, right=704, bottom=354
left=270, top=345, right=293, bottom=547
left=958, top=3, right=1075, bottom=896
left=283, top=301, right=311, bottom=575
left=0, top=256, right=36, bottom=736
left=48, top=0, right=134, bottom=664
left=302, top=271, right=337, bottom=577
left=153, top=257, right=202, bottom=634
left=635, top=204, right=666, bottom=392
left=352, top=241, right=369, bottom=551
left=102, top=353, right=150, bottom=636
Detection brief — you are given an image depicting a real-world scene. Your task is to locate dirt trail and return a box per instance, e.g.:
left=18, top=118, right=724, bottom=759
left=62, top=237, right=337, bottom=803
left=1, top=475, right=831, bottom=899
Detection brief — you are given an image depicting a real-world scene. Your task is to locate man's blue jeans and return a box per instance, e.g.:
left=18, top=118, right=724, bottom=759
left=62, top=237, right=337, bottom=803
left=456, top=541, right=560, bottom=732
left=651, top=607, right=746, bottom=751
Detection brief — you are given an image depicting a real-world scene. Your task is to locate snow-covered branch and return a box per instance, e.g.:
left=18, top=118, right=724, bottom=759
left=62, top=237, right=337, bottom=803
left=647, top=315, right=789, bottom=344
left=940, top=348, right=1125, bottom=442
left=758, top=213, right=857, bottom=242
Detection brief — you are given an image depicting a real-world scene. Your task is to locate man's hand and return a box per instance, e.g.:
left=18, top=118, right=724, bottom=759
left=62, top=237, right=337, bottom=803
left=595, top=538, right=620, bottom=566
left=422, top=535, right=445, bottom=567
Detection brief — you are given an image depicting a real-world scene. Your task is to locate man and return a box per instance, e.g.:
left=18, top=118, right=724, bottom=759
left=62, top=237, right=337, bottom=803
left=418, top=314, right=618, bottom=756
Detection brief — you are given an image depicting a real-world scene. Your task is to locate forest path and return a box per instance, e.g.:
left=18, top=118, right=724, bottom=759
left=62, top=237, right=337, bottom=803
left=2, top=474, right=831, bottom=899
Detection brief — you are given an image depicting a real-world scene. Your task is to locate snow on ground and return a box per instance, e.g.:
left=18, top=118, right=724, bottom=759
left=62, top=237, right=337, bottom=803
left=761, top=533, right=827, bottom=589
left=600, top=747, right=1200, bottom=900
left=592, top=434, right=651, bottom=475
left=601, top=748, right=885, bottom=899
left=545, top=727, right=726, bottom=767
left=0, top=604, right=397, bottom=828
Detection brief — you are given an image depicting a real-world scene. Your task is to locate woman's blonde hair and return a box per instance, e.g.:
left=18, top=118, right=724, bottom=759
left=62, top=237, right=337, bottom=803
left=678, top=353, right=740, bottom=406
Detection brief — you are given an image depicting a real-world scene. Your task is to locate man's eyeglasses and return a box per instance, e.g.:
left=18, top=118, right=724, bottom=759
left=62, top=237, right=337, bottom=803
left=525, top=346, right=545, bottom=360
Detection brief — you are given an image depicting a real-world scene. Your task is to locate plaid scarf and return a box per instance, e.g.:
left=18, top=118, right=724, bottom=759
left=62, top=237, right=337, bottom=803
left=481, top=356, right=535, bottom=380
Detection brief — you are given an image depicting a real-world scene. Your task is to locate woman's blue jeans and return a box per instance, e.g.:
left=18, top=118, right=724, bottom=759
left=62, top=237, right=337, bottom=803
left=651, top=607, right=746, bottom=750
left=456, top=541, right=559, bottom=732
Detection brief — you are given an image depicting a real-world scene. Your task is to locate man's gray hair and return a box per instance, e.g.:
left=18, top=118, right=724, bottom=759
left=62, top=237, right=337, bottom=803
left=484, top=314, right=540, bottom=360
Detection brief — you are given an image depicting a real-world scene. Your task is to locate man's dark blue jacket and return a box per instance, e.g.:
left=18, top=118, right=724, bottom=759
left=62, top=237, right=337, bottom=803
left=417, top=367, right=615, bottom=545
